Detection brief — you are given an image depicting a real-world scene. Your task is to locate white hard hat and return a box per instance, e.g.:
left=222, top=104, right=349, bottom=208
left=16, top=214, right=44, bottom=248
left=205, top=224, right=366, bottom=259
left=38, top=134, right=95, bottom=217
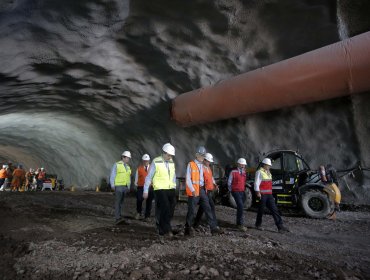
left=41, top=167, right=44, bottom=171
left=162, top=143, right=175, bottom=156
left=142, top=154, right=150, bottom=161
left=237, top=158, right=247, bottom=165
left=262, top=158, right=272, bottom=166
left=121, top=151, right=131, bottom=158
left=2, top=165, right=7, bottom=169
left=204, top=153, right=214, bottom=163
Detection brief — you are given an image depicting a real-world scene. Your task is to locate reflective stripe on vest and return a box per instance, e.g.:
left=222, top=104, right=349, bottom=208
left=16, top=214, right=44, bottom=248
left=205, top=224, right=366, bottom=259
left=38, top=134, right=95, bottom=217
left=259, top=168, right=272, bottom=194
left=186, top=161, right=201, bottom=197
left=204, top=166, right=214, bottom=191
left=152, top=156, right=176, bottom=190
left=137, top=165, right=149, bottom=187
left=114, top=161, right=131, bottom=186
left=231, top=169, right=246, bottom=192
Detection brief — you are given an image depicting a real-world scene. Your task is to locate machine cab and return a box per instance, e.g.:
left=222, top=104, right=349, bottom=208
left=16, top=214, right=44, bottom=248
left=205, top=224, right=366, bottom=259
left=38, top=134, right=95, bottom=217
left=259, top=151, right=310, bottom=205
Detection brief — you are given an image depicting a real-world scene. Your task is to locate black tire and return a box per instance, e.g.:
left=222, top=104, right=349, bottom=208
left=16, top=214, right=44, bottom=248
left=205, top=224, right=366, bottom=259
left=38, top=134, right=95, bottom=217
left=300, top=190, right=333, bottom=218
left=229, top=188, right=253, bottom=209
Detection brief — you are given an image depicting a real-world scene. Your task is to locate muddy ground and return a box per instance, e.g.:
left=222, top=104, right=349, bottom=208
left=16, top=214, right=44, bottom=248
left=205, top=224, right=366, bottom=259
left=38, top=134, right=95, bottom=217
left=0, top=192, right=369, bottom=280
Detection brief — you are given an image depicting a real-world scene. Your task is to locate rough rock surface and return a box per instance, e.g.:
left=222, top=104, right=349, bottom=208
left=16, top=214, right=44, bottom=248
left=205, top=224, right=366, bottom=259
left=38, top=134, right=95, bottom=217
left=0, top=192, right=369, bottom=279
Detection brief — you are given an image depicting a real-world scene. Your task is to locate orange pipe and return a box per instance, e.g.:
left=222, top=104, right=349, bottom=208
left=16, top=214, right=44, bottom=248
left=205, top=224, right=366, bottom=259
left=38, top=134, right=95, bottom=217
left=171, top=31, right=370, bottom=127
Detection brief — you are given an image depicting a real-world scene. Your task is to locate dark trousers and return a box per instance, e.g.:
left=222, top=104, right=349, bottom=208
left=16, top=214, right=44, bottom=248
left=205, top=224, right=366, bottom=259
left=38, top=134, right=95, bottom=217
left=194, top=190, right=217, bottom=227
left=186, top=188, right=217, bottom=230
left=255, top=194, right=283, bottom=229
left=136, top=187, right=154, bottom=217
left=154, top=189, right=176, bottom=235
left=232, top=191, right=246, bottom=225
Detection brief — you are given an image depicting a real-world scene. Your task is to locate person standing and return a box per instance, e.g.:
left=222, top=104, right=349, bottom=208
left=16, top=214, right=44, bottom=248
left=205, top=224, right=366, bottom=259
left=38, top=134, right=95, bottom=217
left=110, top=151, right=132, bottom=225
left=0, top=165, right=7, bottom=191
left=25, top=168, right=35, bottom=191
left=37, top=167, right=46, bottom=190
left=254, top=158, right=289, bottom=233
left=194, top=153, right=220, bottom=230
left=228, top=158, right=248, bottom=231
left=11, top=164, right=26, bottom=191
left=134, top=154, right=154, bottom=220
left=143, top=143, right=176, bottom=238
left=185, top=147, right=221, bottom=236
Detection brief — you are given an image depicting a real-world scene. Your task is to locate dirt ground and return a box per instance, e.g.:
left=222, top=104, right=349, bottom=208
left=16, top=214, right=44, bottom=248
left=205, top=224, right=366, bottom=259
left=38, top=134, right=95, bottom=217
left=0, top=191, right=369, bottom=280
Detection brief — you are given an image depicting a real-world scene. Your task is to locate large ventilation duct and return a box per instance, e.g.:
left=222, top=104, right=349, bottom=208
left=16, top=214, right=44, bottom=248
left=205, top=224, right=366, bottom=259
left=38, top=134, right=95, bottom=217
left=171, top=31, right=370, bottom=127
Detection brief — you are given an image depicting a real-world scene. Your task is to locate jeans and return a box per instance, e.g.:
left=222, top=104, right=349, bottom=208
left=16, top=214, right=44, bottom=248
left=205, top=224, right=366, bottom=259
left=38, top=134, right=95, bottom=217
left=232, top=191, right=246, bottom=225
left=194, top=190, right=217, bottom=227
left=136, top=186, right=154, bottom=217
left=154, top=189, right=176, bottom=235
left=186, top=188, right=217, bottom=230
left=255, top=194, right=283, bottom=229
left=115, top=186, right=129, bottom=221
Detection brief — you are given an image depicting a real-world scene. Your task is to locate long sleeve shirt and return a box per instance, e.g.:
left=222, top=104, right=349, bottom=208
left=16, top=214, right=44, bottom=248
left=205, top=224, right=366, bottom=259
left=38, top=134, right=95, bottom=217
left=254, top=169, right=263, bottom=192
left=143, top=158, right=176, bottom=193
left=186, top=159, right=204, bottom=193
left=109, top=162, right=131, bottom=189
left=227, top=167, right=244, bottom=191
left=134, top=164, right=150, bottom=186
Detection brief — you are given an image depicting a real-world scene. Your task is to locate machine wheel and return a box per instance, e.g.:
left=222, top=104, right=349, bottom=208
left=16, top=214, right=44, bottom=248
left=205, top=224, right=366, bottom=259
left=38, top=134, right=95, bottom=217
left=228, top=188, right=253, bottom=209
left=300, top=190, right=333, bottom=218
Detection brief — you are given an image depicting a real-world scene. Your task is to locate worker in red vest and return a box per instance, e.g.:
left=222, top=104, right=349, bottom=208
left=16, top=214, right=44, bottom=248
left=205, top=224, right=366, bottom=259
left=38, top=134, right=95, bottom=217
left=194, top=153, right=221, bottom=231
left=254, top=158, right=289, bottom=233
left=134, top=154, right=153, bottom=220
left=185, top=147, right=221, bottom=236
left=228, top=158, right=248, bottom=231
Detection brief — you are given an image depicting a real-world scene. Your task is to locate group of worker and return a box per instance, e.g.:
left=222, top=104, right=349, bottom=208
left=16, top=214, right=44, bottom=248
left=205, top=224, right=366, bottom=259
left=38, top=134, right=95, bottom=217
left=0, top=163, right=47, bottom=192
left=110, top=143, right=289, bottom=239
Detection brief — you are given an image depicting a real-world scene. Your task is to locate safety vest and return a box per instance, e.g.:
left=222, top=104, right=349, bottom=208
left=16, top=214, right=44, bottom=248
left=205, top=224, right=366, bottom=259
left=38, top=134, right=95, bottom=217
left=0, top=169, right=7, bottom=179
left=38, top=171, right=46, bottom=180
left=152, top=156, right=176, bottom=191
left=137, top=164, right=149, bottom=187
left=114, top=161, right=131, bottom=186
left=259, top=168, right=272, bottom=195
left=230, top=168, right=246, bottom=192
left=186, top=161, right=201, bottom=197
left=204, top=165, right=214, bottom=191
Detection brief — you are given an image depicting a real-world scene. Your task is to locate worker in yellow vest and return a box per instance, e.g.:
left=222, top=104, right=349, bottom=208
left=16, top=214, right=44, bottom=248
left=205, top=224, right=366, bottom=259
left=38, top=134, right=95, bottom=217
left=254, top=158, right=289, bottom=233
left=134, top=154, right=153, bottom=220
left=143, top=143, right=176, bottom=238
left=185, top=147, right=221, bottom=236
left=110, top=151, right=132, bottom=225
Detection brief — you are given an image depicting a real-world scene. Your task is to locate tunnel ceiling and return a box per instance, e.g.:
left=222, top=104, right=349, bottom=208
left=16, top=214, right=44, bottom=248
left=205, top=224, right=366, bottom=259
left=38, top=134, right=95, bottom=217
left=0, top=0, right=369, bottom=192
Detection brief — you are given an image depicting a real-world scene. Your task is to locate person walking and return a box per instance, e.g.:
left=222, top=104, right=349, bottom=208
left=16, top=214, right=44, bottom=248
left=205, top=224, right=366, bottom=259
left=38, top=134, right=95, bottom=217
left=143, top=143, right=177, bottom=238
left=194, top=153, right=221, bottom=230
left=228, top=158, right=248, bottom=231
left=254, top=158, right=289, bottom=233
left=110, top=151, right=132, bottom=225
left=134, top=154, right=154, bottom=220
left=185, top=147, right=221, bottom=236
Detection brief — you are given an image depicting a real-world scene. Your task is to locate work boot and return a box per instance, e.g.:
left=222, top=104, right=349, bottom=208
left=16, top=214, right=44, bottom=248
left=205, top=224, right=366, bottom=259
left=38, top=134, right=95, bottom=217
left=237, top=225, right=247, bottom=232
left=211, top=227, right=224, bottom=235
left=184, top=227, right=195, bottom=237
left=255, top=225, right=264, bottom=231
left=278, top=226, right=290, bottom=233
left=134, top=213, right=141, bottom=220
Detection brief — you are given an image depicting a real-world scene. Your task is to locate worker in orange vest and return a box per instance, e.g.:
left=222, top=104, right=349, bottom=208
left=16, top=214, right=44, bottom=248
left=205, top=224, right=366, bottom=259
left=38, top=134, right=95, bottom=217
left=134, top=154, right=153, bottom=220
left=185, top=147, right=221, bottom=236
left=25, top=168, right=35, bottom=191
left=11, top=164, right=26, bottom=191
left=193, top=153, right=222, bottom=231
left=0, top=165, right=8, bottom=191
